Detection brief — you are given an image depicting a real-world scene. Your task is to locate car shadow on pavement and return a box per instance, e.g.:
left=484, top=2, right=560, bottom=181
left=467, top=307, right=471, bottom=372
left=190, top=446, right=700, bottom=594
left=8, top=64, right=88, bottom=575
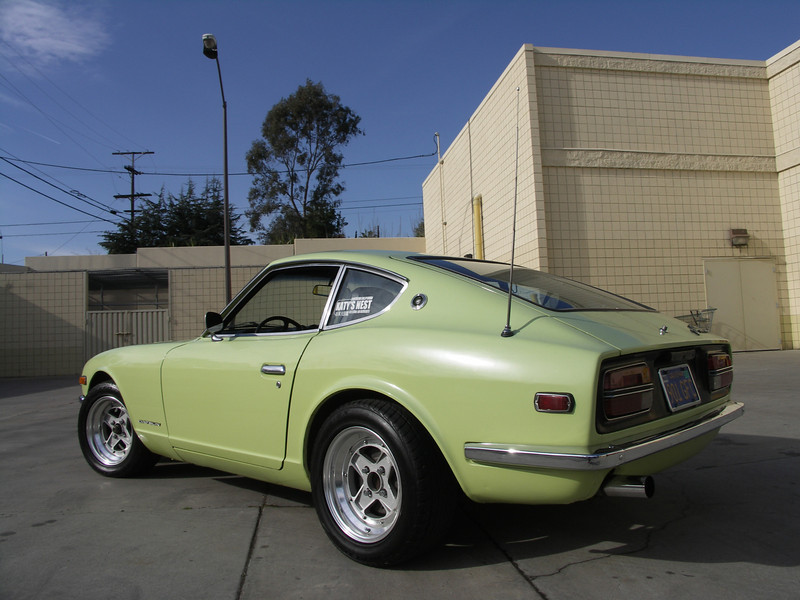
left=406, top=432, right=800, bottom=572
left=129, top=431, right=799, bottom=573
left=146, top=459, right=314, bottom=503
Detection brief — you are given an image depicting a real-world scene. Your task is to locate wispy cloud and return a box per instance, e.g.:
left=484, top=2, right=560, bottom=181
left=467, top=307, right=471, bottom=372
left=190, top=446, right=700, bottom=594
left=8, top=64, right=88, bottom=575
left=0, top=88, right=28, bottom=109
left=0, top=0, right=110, bottom=68
left=22, top=125, right=62, bottom=144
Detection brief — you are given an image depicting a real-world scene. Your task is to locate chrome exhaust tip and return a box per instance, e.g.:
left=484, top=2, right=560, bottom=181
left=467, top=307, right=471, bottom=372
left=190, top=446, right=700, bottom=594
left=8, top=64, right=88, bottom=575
left=602, top=475, right=654, bottom=499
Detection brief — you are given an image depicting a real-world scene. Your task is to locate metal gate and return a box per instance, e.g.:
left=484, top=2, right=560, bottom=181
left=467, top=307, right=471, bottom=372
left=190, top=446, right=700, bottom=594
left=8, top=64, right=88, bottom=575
left=86, top=309, right=169, bottom=360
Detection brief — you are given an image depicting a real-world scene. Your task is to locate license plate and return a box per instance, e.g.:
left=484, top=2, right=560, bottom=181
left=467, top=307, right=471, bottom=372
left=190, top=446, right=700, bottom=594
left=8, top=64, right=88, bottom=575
left=659, top=364, right=701, bottom=412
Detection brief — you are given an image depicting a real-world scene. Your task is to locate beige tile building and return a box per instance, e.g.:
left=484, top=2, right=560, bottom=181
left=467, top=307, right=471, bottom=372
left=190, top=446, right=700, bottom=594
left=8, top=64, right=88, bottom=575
left=423, top=42, right=800, bottom=351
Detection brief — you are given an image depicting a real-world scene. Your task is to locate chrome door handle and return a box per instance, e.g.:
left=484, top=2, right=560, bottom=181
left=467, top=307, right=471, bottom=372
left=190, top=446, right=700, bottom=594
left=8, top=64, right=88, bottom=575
left=261, top=364, right=286, bottom=375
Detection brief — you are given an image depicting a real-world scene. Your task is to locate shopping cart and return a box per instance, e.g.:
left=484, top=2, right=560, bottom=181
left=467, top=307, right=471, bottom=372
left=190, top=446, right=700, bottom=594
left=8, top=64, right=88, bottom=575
left=675, top=308, right=717, bottom=333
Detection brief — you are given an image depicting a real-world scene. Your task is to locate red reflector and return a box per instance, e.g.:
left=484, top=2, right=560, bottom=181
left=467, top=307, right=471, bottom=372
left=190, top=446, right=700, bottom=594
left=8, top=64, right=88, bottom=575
left=534, top=393, right=574, bottom=413
left=79, top=376, right=87, bottom=386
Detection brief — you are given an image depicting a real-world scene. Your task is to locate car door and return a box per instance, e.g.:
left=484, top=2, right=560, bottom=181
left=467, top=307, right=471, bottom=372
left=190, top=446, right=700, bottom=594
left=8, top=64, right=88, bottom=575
left=160, top=264, right=340, bottom=469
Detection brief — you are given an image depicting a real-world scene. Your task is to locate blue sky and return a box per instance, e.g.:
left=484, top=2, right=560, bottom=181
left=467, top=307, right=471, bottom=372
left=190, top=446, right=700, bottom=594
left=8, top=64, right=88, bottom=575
left=1, top=0, right=798, bottom=266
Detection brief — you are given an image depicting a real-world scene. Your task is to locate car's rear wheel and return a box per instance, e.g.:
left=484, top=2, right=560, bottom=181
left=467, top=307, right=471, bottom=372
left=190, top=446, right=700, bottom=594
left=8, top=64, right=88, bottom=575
left=311, top=399, right=454, bottom=566
left=78, top=382, right=157, bottom=477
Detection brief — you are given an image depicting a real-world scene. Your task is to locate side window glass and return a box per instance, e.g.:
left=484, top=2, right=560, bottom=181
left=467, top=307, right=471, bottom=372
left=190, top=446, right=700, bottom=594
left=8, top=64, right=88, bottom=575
left=223, top=265, right=339, bottom=334
left=328, top=269, right=404, bottom=327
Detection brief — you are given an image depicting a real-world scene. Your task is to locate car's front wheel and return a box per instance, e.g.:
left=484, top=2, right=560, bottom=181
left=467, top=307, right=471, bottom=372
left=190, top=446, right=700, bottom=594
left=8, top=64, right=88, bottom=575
left=78, top=382, right=157, bottom=477
left=310, top=399, right=454, bottom=566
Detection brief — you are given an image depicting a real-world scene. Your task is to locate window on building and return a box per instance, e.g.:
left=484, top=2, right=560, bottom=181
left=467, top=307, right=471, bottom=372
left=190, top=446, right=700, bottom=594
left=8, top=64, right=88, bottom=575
left=87, top=270, right=169, bottom=311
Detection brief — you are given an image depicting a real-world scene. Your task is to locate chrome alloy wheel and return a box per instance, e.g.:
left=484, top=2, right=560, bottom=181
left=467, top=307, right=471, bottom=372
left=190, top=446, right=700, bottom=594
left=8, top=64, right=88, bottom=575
left=85, top=395, right=134, bottom=467
left=322, top=426, right=402, bottom=543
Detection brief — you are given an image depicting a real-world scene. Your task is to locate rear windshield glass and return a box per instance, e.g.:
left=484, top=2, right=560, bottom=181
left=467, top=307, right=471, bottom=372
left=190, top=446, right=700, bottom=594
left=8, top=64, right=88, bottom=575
left=414, top=257, right=653, bottom=312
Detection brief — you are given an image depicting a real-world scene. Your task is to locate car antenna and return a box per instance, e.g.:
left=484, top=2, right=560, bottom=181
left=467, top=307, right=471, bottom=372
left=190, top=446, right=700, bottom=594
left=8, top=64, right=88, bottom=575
left=501, top=86, right=521, bottom=338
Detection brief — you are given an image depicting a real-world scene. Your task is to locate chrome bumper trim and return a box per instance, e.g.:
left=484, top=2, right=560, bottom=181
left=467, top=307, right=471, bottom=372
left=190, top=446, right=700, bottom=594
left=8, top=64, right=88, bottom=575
left=464, top=401, right=744, bottom=471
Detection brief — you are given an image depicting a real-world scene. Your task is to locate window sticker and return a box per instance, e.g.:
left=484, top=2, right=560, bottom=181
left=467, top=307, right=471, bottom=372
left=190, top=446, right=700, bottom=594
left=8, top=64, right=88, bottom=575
left=333, top=295, right=374, bottom=318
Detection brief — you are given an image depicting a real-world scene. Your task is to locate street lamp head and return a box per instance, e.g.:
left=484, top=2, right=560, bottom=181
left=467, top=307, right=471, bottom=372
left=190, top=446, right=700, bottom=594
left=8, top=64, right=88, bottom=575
left=202, top=33, right=218, bottom=59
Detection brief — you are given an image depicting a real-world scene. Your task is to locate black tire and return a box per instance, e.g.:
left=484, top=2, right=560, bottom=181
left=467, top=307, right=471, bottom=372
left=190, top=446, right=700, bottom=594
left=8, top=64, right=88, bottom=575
left=78, top=382, right=157, bottom=477
left=310, top=399, right=454, bottom=566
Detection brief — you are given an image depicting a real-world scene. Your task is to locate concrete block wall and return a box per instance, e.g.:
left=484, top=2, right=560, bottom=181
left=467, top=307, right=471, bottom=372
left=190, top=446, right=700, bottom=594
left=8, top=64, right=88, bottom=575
left=169, top=266, right=264, bottom=341
left=2, top=238, right=426, bottom=377
left=423, top=46, right=547, bottom=268
left=0, top=271, right=86, bottom=377
left=769, top=40, right=800, bottom=348
left=534, top=47, right=783, bottom=323
left=543, top=168, right=782, bottom=317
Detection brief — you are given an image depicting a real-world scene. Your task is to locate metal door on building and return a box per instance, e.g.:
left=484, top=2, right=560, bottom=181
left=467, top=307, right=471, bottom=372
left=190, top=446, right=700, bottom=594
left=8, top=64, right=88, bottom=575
left=86, top=309, right=169, bottom=359
left=704, top=258, right=781, bottom=351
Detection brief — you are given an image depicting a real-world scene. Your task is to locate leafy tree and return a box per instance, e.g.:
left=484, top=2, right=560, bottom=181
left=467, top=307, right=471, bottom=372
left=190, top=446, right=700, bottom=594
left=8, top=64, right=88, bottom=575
left=412, top=218, right=425, bottom=237
left=246, top=80, right=363, bottom=244
left=100, top=177, right=252, bottom=254
left=357, top=226, right=381, bottom=238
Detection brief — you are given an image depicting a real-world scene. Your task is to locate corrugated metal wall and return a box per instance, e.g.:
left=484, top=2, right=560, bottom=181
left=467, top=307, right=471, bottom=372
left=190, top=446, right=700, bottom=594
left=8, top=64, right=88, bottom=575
left=86, top=309, right=169, bottom=360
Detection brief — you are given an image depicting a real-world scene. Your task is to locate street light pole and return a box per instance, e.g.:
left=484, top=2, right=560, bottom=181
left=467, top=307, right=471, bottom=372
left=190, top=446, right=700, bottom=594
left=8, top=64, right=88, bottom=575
left=202, top=33, right=232, bottom=304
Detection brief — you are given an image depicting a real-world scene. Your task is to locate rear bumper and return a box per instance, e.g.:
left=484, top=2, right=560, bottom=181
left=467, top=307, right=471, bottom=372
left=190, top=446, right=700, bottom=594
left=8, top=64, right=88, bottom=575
left=464, top=401, right=743, bottom=471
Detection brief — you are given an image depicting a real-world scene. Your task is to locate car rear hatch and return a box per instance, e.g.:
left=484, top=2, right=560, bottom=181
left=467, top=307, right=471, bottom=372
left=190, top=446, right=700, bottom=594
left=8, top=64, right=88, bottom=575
left=553, top=310, right=733, bottom=434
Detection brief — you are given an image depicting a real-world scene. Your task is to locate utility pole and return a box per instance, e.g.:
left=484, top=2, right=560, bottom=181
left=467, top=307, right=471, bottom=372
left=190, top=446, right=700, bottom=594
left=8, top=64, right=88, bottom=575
left=113, top=151, right=153, bottom=247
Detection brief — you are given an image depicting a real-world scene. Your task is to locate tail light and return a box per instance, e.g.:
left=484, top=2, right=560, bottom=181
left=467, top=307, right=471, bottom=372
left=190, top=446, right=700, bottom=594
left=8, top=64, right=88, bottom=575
left=602, top=363, right=654, bottom=419
left=707, top=352, right=733, bottom=398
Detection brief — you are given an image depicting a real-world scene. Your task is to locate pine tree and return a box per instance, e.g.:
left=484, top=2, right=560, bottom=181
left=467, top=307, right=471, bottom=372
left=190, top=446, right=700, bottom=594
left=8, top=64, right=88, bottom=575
left=100, top=177, right=251, bottom=253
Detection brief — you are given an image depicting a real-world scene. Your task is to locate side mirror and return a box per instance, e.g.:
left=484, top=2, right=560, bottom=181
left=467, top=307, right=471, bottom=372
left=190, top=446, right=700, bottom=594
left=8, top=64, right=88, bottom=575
left=205, top=311, right=224, bottom=334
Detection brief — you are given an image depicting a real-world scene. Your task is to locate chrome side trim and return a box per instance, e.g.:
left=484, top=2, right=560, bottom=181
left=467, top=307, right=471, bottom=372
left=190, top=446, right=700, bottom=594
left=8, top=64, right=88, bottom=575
left=464, top=401, right=743, bottom=471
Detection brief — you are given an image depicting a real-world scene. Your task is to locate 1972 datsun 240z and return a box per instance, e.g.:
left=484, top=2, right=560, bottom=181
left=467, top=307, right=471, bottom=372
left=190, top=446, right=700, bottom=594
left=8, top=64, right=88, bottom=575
left=78, top=251, right=743, bottom=566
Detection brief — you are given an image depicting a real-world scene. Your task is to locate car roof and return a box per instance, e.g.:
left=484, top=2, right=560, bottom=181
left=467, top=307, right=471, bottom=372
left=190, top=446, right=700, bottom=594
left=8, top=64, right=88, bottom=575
left=268, top=250, right=424, bottom=270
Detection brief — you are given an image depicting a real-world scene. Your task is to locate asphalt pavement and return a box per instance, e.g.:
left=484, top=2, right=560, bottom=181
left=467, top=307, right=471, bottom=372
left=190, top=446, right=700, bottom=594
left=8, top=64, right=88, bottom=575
left=1, top=351, right=798, bottom=600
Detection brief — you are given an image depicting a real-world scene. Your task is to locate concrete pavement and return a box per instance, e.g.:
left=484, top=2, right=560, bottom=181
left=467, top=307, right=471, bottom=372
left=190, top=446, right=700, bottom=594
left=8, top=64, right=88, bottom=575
left=1, top=351, right=798, bottom=599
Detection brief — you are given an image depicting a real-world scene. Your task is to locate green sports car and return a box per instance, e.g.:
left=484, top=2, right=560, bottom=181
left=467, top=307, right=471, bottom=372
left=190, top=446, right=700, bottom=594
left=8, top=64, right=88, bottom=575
left=78, top=250, right=742, bottom=566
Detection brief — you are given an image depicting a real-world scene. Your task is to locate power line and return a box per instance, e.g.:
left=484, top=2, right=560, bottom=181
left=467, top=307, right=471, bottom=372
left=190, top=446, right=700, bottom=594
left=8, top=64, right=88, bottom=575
left=0, top=170, right=120, bottom=223
left=0, top=150, right=437, bottom=178
left=0, top=156, right=122, bottom=174
left=0, top=145, right=119, bottom=215
left=339, top=202, right=422, bottom=212
left=0, top=220, right=96, bottom=227
left=3, top=230, right=106, bottom=237
left=1, top=39, right=145, bottom=151
left=342, top=195, right=422, bottom=205
left=0, top=156, right=118, bottom=214
left=0, top=71, right=105, bottom=165
left=343, top=152, right=436, bottom=168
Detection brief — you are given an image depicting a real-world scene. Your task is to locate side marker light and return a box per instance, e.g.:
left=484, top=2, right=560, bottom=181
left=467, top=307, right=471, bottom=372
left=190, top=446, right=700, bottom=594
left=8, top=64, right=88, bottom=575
left=534, top=393, right=575, bottom=413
